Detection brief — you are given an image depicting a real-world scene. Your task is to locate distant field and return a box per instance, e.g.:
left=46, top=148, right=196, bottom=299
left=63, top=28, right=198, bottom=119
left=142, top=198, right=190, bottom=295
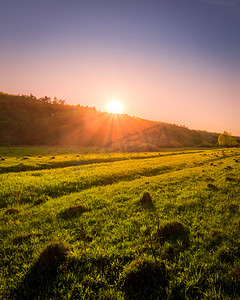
left=0, top=147, right=240, bottom=299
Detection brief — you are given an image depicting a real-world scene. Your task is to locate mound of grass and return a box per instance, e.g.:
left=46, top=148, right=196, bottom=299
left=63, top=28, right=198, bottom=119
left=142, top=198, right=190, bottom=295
left=228, top=204, right=239, bottom=213
left=218, top=246, right=235, bottom=263
left=139, top=192, right=155, bottom=210
left=232, top=266, right=240, bottom=281
left=33, top=197, right=46, bottom=205
left=4, top=208, right=19, bottom=215
left=157, top=221, right=189, bottom=243
left=13, top=233, right=42, bottom=244
left=226, top=176, right=235, bottom=182
left=59, top=204, right=88, bottom=219
left=120, top=257, right=167, bottom=299
left=207, top=183, right=217, bottom=190
left=12, top=243, right=69, bottom=299
left=205, top=177, right=215, bottom=182
left=35, top=243, right=69, bottom=269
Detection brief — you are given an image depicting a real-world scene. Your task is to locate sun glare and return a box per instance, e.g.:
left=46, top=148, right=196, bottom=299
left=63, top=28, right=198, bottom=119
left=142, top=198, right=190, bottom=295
left=107, top=100, right=123, bottom=114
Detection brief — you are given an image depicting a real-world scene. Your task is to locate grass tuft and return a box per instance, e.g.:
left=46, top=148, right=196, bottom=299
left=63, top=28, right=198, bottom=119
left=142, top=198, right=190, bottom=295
left=33, top=197, right=46, bottom=205
left=120, top=257, right=167, bottom=299
left=13, top=233, right=42, bottom=244
left=207, top=183, right=217, bottom=190
left=35, top=242, right=69, bottom=269
left=4, top=208, right=19, bottom=215
left=232, top=266, right=240, bottom=281
left=139, top=192, right=155, bottom=210
left=226, top=176, right=235, bottom=182
left=59, top=204, right=88, bottom=219
left=157, top=221, right=189, bottom=243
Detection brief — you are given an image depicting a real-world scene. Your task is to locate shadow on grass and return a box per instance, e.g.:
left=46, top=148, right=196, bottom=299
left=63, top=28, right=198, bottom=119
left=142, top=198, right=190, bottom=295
left=10, top=243, right=69, bottom=300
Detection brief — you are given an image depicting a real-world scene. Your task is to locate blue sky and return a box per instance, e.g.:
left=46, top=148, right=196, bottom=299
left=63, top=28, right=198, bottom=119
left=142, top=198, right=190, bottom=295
left=1, top=0, right=240, bottom=135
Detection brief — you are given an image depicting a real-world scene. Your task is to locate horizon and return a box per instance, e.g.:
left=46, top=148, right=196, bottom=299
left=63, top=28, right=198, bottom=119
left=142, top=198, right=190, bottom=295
left=2, top=90, right=238, bottom=138
left=1, top=0, right=239, bottom=136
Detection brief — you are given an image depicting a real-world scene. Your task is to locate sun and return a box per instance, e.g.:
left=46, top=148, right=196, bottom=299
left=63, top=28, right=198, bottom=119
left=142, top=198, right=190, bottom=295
left=107, top=100, right=123, bottom=114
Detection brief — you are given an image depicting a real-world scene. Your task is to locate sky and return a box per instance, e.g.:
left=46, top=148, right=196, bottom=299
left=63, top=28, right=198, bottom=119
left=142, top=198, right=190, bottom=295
left=1, top=0, right=240, bottom=136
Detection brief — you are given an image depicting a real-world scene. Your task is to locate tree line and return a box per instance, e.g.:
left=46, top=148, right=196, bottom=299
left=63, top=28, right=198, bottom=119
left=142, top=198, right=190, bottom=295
left=0, top=92, right=239, bottom=150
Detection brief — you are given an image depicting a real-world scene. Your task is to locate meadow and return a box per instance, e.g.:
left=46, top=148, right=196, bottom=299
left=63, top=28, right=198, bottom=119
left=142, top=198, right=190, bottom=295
left=0, top=147, right=240, bottom=299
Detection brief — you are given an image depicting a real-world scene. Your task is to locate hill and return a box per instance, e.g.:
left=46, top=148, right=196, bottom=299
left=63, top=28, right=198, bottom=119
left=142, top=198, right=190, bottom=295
left=0, top=92, right=156, bottom=148
left=0, top=92, right=237, bottom=150
left=112, top=123, right=220, bottom=151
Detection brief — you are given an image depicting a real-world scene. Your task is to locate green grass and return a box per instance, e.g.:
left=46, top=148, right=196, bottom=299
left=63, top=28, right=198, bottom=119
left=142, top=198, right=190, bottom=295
left=0, top=147, right=240, bottom=299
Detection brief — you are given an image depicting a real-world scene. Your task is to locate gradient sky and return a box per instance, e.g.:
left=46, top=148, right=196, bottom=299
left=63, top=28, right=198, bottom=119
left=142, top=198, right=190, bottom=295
left=1, top=0, right=240, bottom=135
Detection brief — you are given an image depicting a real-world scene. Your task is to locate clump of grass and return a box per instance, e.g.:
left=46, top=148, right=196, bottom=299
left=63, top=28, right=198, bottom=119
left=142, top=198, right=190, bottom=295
left=59, top=204, right=88, bottom=219
left=207, top=183, right=217, bottom=190
left=35, top=242, right=69, bottom=270
left=33, top=197, right=46, bottom=205
left=31, top=172, right=43, bottom=177
left=120, top=257, right=167, bottom=299
left=76, top=229, right=93, bottom=242
left=205, top=230, right=222, bottom=251
left=177, top=200, right=199, bottom=212
left=237, top=219, right=240, bottom=229
left=228, top=204, right=239, bottom=213
left=98, top=289, right=124, bottom=300
left=4, top=208, right=19, bottom=216
left=82, top=233, right=93, bottom=242
left=232, top=266, right=240, bottom=281
left=13, top=233, right=41, bottom=244
left=157, top=221, right=189, bottom=244
left=218, top=247, right=234, bottom=263
left=226, top=176, right=235, bottom=182
left=139, top=192, right=155, bottom=210
left=11, top=243, right=69, bottom=299
left=205, top=177, right=215, bottom=182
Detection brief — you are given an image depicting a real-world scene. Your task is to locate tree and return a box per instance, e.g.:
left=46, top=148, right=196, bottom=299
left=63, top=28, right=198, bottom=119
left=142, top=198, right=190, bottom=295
left=218, top=131, right=239, bottom=147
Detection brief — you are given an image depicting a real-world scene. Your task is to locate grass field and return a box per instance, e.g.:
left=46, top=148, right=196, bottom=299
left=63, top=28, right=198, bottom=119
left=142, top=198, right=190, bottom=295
left=0, top=147, right=240, bottom=299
